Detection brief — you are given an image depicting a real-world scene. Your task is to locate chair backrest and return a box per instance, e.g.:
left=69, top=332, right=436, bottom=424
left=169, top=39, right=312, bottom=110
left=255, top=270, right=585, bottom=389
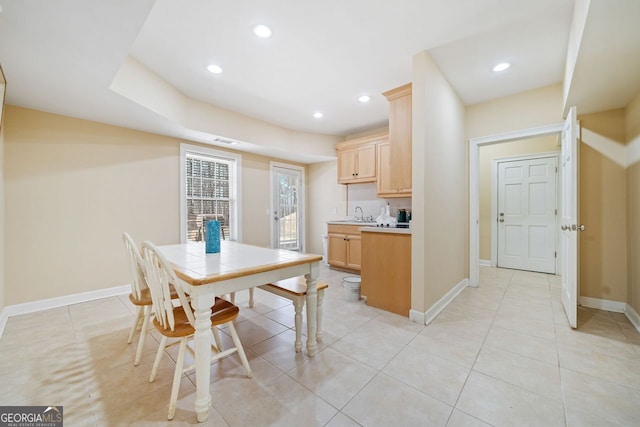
left=140, top=241, right=193, bottom=331
left=122, top=232, right=147, bottom=301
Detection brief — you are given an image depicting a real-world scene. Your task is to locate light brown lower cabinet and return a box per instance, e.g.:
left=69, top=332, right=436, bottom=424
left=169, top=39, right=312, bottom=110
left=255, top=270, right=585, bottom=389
left=361, top=231, right=411, bottom=316
left=327, top=224, right=362, bottom=272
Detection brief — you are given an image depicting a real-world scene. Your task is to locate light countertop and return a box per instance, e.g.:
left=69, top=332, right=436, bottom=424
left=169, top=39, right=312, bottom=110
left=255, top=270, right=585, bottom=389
left=360, top=226, right=411, bottom=235
left=327, top=220, right=377, bottom=226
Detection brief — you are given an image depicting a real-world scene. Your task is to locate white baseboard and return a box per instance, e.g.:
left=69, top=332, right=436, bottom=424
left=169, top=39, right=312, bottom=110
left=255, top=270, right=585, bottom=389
left=409, top=309, right=426, bottom=325
left=578, top=296, right=626, bottom=313
left=479, top=259, right=492, bottom=267
left=0, top=284, right=130, bottom=339
left=0, top=310, right=8, bottom=342
left=421, top=278, right=469, bottom=325
left=625, top=304, right=640, bottom=333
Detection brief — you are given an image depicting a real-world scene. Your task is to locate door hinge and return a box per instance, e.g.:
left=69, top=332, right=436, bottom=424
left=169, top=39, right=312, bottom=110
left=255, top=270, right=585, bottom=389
left=555, top=251, right=557, bottom=258
left=556, top=166, right=558, bottom=173
left=555, top=209, right=557, bottom=215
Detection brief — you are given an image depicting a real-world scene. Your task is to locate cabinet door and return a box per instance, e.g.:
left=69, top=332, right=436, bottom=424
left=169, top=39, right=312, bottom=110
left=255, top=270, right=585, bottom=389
left=389, top=88, right=412, bottom=192
left=346, top=234, right=362, bottom=270
left=337, top=149, right=357, bottom=183
left=327, top=233, right=347, bottom=267
left=355, top=144, right=377, bottom=181
left=377, top=141, right=393, bottom=196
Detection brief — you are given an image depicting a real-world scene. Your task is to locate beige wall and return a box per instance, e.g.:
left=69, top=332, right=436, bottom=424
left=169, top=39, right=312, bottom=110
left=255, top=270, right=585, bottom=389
left=3, top=106, right=305, bottom=305
left=478, top=136, right=560, bottom=261
left=412, top=51, right=467, bottom=314
left=466, top=84, right=564, bottom=140
left=0, top=122, right=4, bottom=311
left=4, top=106, right=179, bottom=304
left=0, top=67, right=5, bottom=311
left=626, top=92, right=640, bottom=314
left=306, top=161, right=346, bottom=256
left=579, top=109, right=628, bottom=303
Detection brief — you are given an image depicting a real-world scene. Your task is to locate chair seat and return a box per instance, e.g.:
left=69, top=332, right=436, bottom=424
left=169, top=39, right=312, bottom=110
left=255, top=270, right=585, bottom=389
left=141, top=240, right=252, bottom=420
left=153, top=297, right=239, bottom=338
left=129, top=284, right=179, bottom=306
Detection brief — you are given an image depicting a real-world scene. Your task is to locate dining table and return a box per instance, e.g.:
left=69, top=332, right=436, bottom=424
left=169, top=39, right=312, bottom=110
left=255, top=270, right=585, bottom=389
left=157, top=240, right=323, bottom=423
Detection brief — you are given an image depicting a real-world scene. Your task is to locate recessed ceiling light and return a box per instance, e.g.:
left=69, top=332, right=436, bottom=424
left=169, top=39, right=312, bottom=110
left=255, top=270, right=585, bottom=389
left=313, top=112, right=324, bottom=119
left=492, top=62, right=511, bottom=72
left=253, top=24, right=272, bottom=38
left=358, top=95, right=371, bottom=103
left=206, top=64, right=223, bottom=74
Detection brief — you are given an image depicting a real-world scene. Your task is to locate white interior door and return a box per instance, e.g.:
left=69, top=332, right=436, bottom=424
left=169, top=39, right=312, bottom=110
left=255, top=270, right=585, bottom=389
left=497, top=156, right=558, bottom=273
left=271, top=163, right=304, bottom=251
left=560, top=107, right=580, bottom=328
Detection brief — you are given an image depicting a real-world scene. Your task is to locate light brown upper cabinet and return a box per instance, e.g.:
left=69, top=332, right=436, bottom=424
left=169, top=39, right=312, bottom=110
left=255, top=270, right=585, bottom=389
left=379, top=83, right=412, bottom=197
left=336, top=133, right=385, bottom=184
left=376, top=139, right=395, bottom=196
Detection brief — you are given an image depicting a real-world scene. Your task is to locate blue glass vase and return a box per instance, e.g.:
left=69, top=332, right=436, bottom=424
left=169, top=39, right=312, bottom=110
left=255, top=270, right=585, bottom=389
left=205, top=220, right=221, bottom=254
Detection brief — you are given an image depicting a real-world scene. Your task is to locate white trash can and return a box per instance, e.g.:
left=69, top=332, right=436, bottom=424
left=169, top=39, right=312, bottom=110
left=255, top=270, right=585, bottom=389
left=322, top=234, right=328, bottom=265
left=342, top=276, right=361, bottom=301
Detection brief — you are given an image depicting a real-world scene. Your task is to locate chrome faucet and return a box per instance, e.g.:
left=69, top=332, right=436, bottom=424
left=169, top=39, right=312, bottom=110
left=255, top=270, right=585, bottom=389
left=355, top=206, right=364, bottom=222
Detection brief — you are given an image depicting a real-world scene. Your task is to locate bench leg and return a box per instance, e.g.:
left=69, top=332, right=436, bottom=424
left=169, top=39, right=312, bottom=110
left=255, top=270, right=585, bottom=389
left=293, top=297, right=304, bottom=353
left=316, top=289, right=324, bottom=342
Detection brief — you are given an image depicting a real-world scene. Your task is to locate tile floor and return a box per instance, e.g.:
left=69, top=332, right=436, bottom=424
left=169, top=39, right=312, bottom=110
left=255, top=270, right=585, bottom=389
left=1, top=265, right=640, bottom=426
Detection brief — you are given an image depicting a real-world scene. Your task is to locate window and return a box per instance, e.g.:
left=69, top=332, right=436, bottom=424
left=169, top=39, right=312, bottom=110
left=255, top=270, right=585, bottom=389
left=180, top=144, right=242, bottom=243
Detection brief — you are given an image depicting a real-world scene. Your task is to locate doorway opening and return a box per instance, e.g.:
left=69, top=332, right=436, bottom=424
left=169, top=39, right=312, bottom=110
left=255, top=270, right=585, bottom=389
left=469, top=123, right=564, bottom=287
left=470, top=109, right=580, bottom=328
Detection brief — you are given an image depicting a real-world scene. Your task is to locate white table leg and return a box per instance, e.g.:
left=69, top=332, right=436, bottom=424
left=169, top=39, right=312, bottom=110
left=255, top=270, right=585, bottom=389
left=316, top=289, right=325, bottom=342
left=192, top=293, right=213, bottom=422
left=304, top=262, right=320, bottom=356
left=293, top=297, right=303, bottom=352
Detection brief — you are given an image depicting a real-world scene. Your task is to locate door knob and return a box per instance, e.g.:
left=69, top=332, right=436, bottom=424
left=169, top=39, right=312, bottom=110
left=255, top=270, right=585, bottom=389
left=561, top=224, right=569, bottom=231
left=576, top=224, right=586, bottom=231
left=499, top=218, right=504, bottom=222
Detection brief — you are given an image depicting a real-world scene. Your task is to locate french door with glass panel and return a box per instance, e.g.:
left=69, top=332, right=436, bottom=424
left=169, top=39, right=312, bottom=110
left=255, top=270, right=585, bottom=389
left=271, top=163, right=304, bottom=251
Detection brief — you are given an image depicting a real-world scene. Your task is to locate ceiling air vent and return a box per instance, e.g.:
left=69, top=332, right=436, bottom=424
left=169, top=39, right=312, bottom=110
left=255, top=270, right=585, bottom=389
left=212, top=137, right=239, bottom=145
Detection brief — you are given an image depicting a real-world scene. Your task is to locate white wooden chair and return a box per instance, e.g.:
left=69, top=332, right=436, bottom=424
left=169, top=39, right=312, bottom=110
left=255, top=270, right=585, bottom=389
left=122, top=232, right=179, bottom=366
left=258, top=277, right=328, bottom=352
left=141, top=241, right=252, bottom=420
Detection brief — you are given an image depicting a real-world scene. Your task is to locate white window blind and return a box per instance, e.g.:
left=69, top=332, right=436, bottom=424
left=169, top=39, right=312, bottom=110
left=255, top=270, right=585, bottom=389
left=181, top=145, right=241, bottom=243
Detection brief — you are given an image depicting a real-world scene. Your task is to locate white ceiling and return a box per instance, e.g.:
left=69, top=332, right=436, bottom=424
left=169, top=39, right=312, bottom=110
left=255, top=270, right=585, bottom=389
left=0, top=0, right=639, bottom=162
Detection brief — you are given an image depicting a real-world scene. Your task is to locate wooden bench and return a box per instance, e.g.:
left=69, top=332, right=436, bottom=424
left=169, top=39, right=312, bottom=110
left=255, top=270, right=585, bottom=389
left=258, top=277, right=328, bottom=352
